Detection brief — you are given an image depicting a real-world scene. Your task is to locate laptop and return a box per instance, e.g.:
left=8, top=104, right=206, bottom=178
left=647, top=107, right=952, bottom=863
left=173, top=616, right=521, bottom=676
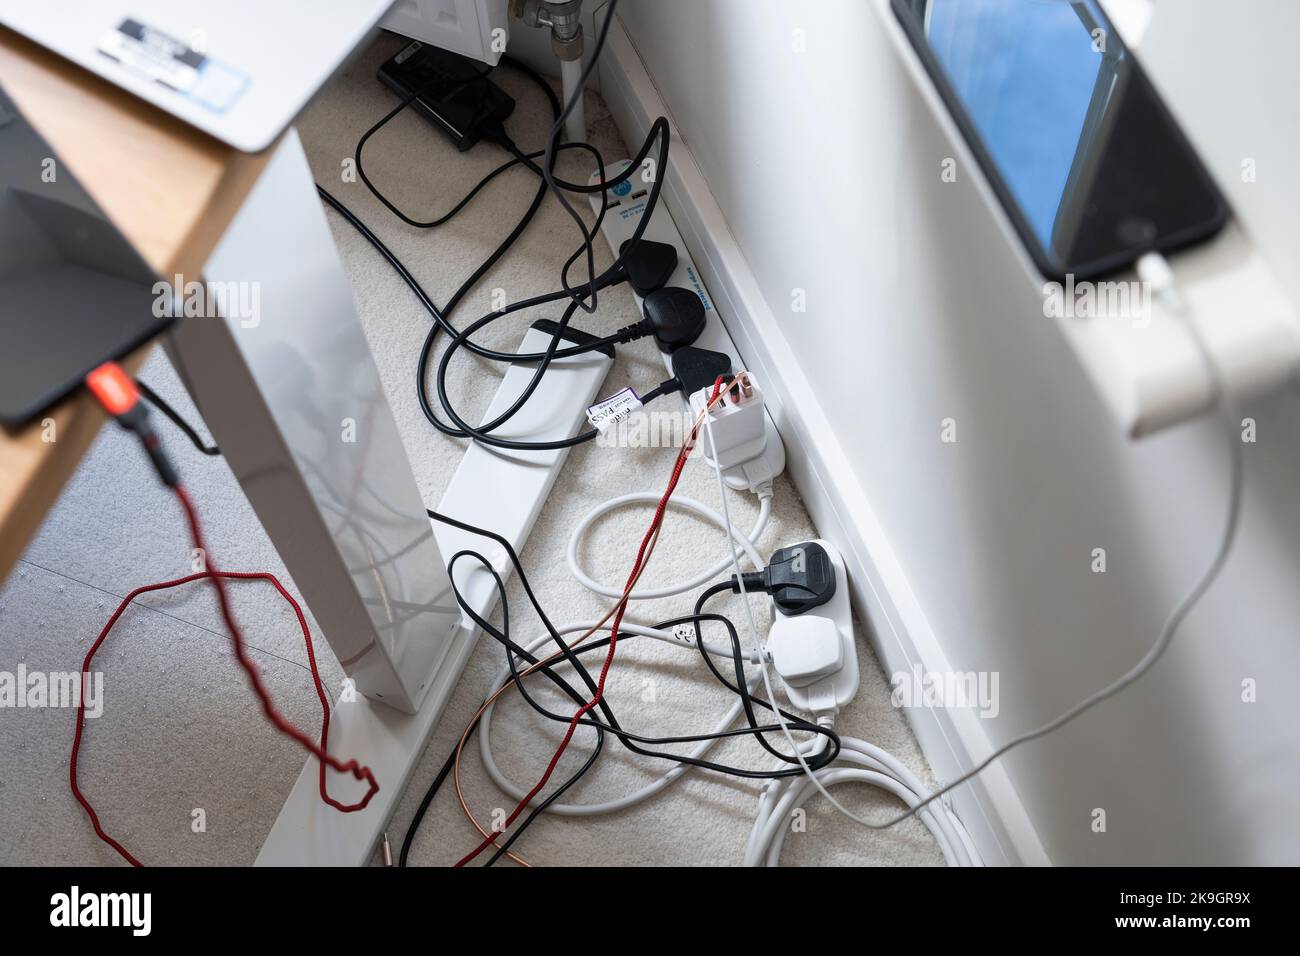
left=0, top=1, right=395, bottom=153
left=0, top=84, right=168, bottom=427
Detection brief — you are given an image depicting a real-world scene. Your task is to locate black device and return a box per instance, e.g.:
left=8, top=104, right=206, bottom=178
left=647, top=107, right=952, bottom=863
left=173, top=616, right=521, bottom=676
left=0, top=85, right=168, bottom=428
left=377, top=41, right=515, bottom=151
left=891, top=0, right=1227, bottom=280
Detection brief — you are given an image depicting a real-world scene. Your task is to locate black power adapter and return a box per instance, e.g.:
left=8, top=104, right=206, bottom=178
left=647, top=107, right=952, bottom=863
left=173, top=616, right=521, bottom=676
left=377, top=42, right=515, bottom=151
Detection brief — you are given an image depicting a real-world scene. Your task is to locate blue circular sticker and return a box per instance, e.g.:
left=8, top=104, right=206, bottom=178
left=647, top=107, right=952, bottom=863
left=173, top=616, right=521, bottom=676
left=612, top=180, right=632, bottom=197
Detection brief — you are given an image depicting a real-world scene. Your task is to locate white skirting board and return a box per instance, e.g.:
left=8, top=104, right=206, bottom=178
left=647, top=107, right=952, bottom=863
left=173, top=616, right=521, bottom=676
left=594, top=11, right=1051, bottom=866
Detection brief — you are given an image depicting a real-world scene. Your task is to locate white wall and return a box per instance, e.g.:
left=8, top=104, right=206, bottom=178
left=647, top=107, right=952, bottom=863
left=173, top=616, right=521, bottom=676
left=617, top=0, right=1300, bottom=863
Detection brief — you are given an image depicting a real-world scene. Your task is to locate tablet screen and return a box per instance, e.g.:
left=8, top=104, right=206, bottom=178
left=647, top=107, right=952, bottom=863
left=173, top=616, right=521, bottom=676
left=0, top=85, right=169, bottom=426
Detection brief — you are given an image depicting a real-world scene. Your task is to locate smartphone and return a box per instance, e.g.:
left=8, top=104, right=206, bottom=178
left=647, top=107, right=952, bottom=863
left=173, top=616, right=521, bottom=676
left=891, top=0, right=1228, bottom=280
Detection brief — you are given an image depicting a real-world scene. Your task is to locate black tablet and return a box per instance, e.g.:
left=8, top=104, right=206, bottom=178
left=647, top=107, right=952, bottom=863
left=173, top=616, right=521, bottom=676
left=0, top=84, right=171, bottom=427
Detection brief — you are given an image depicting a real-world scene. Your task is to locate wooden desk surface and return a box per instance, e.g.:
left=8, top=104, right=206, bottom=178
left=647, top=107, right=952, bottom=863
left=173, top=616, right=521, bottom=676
left=0, top=26, right=272, bottom=581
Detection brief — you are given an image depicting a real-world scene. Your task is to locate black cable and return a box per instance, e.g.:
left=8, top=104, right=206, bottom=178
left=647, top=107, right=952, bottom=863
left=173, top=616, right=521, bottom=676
left=500, top=118, right=663, bottom=194
left=448, top=552, right=836, bottom=866
left=425, top=517, right=838, bottom=774
left=316, top=181, right=606, bottom=364
left=481, top=614, right=828, bottom=867
left=325, top=53, right=676, bottom=452
left=354, top=62, right=501, bottom=229
left=424, top=553, right=835, bottom=866
left=420, top=111, right=677, bottom=448
left=396, top=511, right=837, bottom=865
left=694, top=581, right=824, bottom=765
left=428, top=118, right=672, bottom=450
left=323, top=120, right=672, bottom=452
left=423, top=135, right=616, bottom=448
left=401, top=508, right=610, bottom=866
left=397, top=749, right=453, bottom=867
left=323, top=55, right=570, bottom=445
left=135, top=381, right=220, bottom=456
left=399, top=713, right=605, bottom=869
left=448, top=551, right=834, bottom=764
left=350, top=52, right=632, bottom=371
left=328, top=48, right=676, bottom=450
left=637, top=380, right=679, bottom=405
left=321, top=180, right=631, bottom=365
left=442, top=551, right=607, bottom=867
left=317, top=177, right=543, bottom=442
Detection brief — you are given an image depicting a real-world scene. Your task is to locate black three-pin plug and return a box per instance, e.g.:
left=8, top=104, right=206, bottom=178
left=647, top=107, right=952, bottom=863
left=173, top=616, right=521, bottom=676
left=731, top=542, right=836, bottom=616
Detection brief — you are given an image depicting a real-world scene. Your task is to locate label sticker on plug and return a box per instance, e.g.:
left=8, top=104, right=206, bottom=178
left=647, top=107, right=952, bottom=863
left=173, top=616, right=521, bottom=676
left=586, top=387, right=642, bottom=432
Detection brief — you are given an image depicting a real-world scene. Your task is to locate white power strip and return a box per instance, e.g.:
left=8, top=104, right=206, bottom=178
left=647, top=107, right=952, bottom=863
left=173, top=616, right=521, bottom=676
left=588, top=162, right=785, bottom=490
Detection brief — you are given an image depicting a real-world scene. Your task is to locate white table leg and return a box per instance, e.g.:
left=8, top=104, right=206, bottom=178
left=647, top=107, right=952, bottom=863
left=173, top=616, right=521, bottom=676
left=166, top=130, right=459, bottom=716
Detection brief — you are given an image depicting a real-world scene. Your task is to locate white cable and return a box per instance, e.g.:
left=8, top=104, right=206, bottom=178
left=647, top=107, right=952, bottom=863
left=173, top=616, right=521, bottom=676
left=479, top=619, right=765, bottom=816
left=744, top=730, right=978, bottom=866
left=567, top=487, right=773, bottom=600
left=709, top=252, right=1244, bottom=844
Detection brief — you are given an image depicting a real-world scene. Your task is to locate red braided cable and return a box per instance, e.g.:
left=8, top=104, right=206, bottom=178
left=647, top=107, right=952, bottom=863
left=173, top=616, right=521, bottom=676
left=70, top=484, right=379, bottom=866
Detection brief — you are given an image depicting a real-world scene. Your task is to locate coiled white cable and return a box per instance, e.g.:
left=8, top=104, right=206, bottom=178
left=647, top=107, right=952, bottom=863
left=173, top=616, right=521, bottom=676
left=744, top=730, right=979, bottom=866
left=567, top=486, right=773, bottom=600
